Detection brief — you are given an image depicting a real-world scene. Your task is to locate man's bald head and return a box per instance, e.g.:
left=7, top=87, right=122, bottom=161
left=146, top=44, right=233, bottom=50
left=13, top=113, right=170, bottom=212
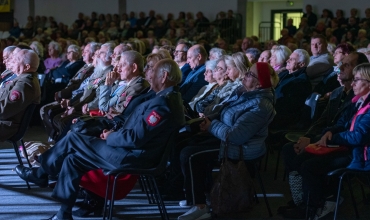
left=13, top=49, right=39, bottom=74
left=187, top=44, right=207, bottom=69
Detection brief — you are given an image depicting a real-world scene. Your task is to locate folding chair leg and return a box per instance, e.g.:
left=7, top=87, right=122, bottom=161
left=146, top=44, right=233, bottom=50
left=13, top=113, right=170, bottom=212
left=144, top=175, right=157, bottom=204
left=264, top=150, right=269, bottom=171
left=334, top=174, right=344, bottom=220
left=274, top=150, right=281, bottom=180
left=20, top=139, right=32, bottom=168
left=140, top=175, right=153, bottom=204
left=346, top=174, right=360, bottom=219
left=103, top=175, right=111, bottom=220
left=255, top=164, right=273, bottom=217
left=151, top=176, right=169, bottom=220
left=12, top=141, right=31, bottom=190
left=107, top=176, right=119, bottom=220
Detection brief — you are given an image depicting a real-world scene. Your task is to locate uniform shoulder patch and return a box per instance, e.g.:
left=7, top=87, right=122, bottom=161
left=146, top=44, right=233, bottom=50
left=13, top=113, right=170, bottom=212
left=146, top=110, right=162, bottom=126
left=9, top=90, right=21, bottom=101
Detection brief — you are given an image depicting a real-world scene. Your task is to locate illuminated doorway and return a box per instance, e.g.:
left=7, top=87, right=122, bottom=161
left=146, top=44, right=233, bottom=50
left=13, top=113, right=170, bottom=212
left=271, top=10, right=303, bottom=40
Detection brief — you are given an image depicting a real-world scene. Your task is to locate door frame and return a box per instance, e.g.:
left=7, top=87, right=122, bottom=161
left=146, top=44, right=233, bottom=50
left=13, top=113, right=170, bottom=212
left=270, top=9, right=303, bottom=40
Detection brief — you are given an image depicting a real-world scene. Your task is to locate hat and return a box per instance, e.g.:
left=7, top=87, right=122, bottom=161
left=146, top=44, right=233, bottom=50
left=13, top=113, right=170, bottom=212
left=255, top=62, right=272, bottom=89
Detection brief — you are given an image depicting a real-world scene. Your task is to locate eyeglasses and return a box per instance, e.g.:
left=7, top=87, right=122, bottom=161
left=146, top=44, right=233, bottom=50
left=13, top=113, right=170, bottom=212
left=216, top=66, right=225, bottom=72
left=67, top=51, right=75, bottom=54
left=245, top=71, right=258, bottom=79
left=144, top=64, right=154, bottom=71
left=3, top=56, right=9, bottom=60
left=352, top=78, right=370, bottom=84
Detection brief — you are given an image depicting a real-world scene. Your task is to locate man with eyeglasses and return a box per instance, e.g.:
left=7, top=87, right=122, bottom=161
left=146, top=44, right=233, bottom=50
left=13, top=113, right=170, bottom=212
left=15, top=59, right=185, bottom=220
left=0, top=46, right=17, bottom=87
left=50, top=42, right=115, bottom=142
left=181, top=44, right=207, bottom=103
left=280, top=52, right=369, bottom=219
left=174, top=42, right=192, bottom=85
left=43, top=44, right=85, bottom=103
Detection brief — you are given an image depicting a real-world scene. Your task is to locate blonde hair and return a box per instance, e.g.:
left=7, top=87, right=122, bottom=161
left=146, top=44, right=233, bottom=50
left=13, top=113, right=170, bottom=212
left=225, top=52, right=251, bottom=78
left=353, top=63, right=370, bottom=81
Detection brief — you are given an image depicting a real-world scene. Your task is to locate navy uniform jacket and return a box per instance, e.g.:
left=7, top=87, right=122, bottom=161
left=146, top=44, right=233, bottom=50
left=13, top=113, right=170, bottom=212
left=180, top=63, right=192, bottom=85
left=51, top=59, right=86, bottom=85
left=91, top=86, right=185, bottom=168
left=179, top=64, right=207, bottom=103
left=113, top=88, right=155, bottom=123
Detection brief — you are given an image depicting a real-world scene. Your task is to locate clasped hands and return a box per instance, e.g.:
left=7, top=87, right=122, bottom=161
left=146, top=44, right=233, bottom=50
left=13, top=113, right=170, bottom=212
left=293, top=131, right=333, bottom=155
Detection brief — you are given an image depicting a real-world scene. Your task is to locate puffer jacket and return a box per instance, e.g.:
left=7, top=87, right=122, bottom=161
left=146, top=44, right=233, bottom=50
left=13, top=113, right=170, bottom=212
left=208, top=87, right=276, bottom=161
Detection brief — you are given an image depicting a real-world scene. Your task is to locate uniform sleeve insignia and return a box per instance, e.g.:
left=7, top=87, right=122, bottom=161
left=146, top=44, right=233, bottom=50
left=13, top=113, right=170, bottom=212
left=93, top=78, right=101, bottom=84
left=146, top=110, right=162, bottom=126
left=10, top=90, right=21, bottom=101
left=124, top=96, right=132, bottom=107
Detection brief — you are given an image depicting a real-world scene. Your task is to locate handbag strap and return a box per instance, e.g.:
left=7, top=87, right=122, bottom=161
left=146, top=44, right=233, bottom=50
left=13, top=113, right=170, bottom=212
left=223, top=134, right=244, bottom=162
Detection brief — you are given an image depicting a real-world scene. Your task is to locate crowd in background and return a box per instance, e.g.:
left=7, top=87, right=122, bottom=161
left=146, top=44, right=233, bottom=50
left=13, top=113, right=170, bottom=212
left=2, top=4, right=370, bottom=220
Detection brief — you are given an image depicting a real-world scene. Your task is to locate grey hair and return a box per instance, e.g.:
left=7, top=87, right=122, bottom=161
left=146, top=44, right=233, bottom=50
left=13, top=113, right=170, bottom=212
left=209, top=48, right=226, bottom=59
left=68, top=44, right=81, bottom=57
left=271, top=45, right=291, bottom=65
left=176, top=42, right=191, bottom=52
left=191, top=44, right=207, bottom=58
left=48, top=41, right=61, bottom=53
left=293, top=49, right=310, bottom=67
left=30, top=41, right=44, bottom=57
left=89, top=42, right=101, bottom=55
left=121, top=50, right=144, bottom=73
left=4, top=46, right=17, bottom=54
left=22, top=49, right=40, bottom=70
left=205, top=60, right=217, bottom=71
left=102, top=42, right=116, bottom=62
left=156, top=58, right=182, bottom=84
left=245, top=48, right=261, bottom=61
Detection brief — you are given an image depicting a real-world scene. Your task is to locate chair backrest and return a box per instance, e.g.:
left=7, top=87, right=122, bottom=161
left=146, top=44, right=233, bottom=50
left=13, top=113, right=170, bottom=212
left=104, top=130, right=177, bottom=176
left=304, top=93, right=321, bottom=119
left=38, top=74, right=46, bottom=87
left=8, top=104, right=37, bottom=142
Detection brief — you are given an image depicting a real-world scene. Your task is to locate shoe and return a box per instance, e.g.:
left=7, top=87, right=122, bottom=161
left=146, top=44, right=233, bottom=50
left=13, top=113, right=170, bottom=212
left=72, top=191, right=104, bottom=217
left=15, top=165, right=48, bottom=188
left=313, top=197, right=344, bottom=219
left=178, top=205, right=211, bottom=220
left=179, top=200, right=192, bottom=208
left=42, top=214, right=73, bottom=220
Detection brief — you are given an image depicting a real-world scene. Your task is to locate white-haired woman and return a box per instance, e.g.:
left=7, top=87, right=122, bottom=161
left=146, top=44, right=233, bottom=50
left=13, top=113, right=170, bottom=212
left=188, top=60, right=218, bottom=113
left=44, top=41, right=63, bottom=74
left=30, top=41, right=46, bottom=73
left=45, top=44, right=85, bottom=102
left=209, top=47, right=226, bottom=60
left=270, top=45, right=292, bottom=75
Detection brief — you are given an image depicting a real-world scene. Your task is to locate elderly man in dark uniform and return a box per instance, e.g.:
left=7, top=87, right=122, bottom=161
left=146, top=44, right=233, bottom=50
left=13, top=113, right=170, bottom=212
left=180, top=44, right=207, bottom=103
left=0, top=49, right=41, bottom=141
left=15, top=58, right=185, bottom=220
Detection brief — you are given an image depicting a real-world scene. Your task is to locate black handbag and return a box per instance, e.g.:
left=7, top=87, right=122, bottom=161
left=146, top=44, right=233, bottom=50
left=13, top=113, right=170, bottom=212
left=210, top=140, right=255, bottom=216
left=70, top=116, right=116, bottom=137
